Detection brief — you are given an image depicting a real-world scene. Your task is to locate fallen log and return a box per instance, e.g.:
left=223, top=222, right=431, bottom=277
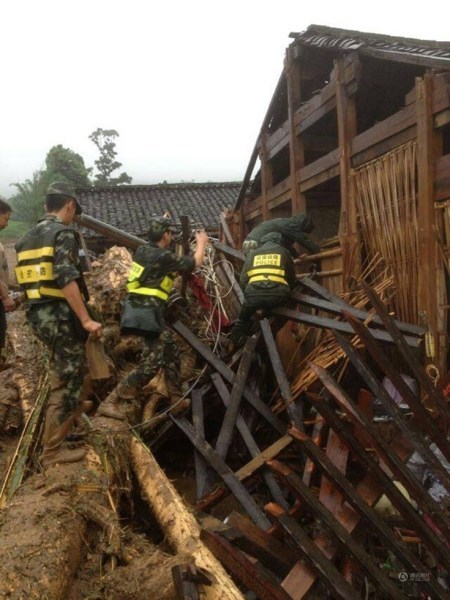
left=130, top=435, right=245, bottom=600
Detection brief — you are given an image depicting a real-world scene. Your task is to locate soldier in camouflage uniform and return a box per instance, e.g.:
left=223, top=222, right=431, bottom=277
left=15, top=182, right=102, bottom=467
left=230, top=232, right=296, bottom=348
left=98, top=216, right=208, bottom=420
left=242, top=213, right=319, bottom=257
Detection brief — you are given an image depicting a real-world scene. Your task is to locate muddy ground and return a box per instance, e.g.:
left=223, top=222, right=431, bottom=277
left=0, top=246, right=227, bottom=600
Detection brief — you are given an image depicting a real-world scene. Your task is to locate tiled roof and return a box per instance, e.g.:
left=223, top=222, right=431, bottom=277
left=76, top=182, right=241, bottom=237
left=290, top=25, right=450, bottom=64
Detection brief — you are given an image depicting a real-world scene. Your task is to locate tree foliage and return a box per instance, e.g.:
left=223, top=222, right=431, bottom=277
left=10, top=145, right=92, bottom=224
left=10, top=171, right=47, bottom=225
left=45, top=145, right=92, bottom=188
left=89, top=128, right=132, bottom=186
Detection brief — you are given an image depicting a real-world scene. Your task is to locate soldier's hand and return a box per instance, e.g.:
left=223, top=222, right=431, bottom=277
left=82, top=318, right=103, bottom=337
left=195, top=230, right=209, bottom=246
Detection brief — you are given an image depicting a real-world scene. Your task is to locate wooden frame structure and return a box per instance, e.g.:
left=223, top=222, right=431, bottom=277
left=229, top=25, right=450, bottom=373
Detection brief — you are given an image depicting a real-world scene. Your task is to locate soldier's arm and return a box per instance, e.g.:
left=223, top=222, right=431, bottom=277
left=54, top=231, right=102, bottom=336
left=62, top=280, right=101, bottom=336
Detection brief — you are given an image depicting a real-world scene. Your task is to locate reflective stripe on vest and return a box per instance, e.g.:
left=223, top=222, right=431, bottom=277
left=15, top=228, right=67, bottom=301
left=248, top=275, right=288, bottom=285
left=24, top=287, right=65, bottom=300
left=126, top=261, right=175, bottom=301
left=247, top=252, right=288, bottom=286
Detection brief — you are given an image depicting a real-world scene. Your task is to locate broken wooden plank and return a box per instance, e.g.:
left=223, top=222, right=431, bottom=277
left=259, top=319, right=304, bottom=430
left=200, top=528, right=292, bottom=600
left=211, top=372, right=289, bottom=510
left=291, top=288, right=426, bottom=337
left=288, top=427, right=446, bottom=596
left=220, top=212, right=237, bottom=248
left=172, top=564, right=201, bottom=600
left=360, top=280, right=448, bottom=414
left=309, top=361, right=450, bottom=544
left=307, top=391, right=450, bottom=568
left=272, top=306, right=421, bottom=347
left=191, top=389, right=212, bottom=500
left=334, top=331, right=450, bottom=495
left=172, top=321, right=286, bottom=434
left=215, top=336, right=258, bottom=459
left=267, top=504, right=361, bottom=600
left=171, top=415, right=271, bottom=530
left=212, top=240, right=245, bottom=262
left=269, top=460, right=410, bottom=600
left=195, top=431, right=292, bottom=513
left=343, top=310, right=450, bottom=463
left=226, top=511, right=298, bottom=577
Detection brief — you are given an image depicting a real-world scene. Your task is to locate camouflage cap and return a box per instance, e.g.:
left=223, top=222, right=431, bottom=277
left=148, top=216, right=178, bottom=236
left=46, top=181, right=82, bottom=215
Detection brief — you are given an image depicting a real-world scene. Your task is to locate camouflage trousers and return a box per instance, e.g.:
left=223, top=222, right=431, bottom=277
left=230, top=286, right=291, bottom=348
left=26, top=302, right=86, bottom=423
left=121, top=329, right=180, bottom=393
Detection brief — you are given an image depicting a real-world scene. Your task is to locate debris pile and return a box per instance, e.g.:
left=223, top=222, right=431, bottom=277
left=0, top=239, right=449, bottom=599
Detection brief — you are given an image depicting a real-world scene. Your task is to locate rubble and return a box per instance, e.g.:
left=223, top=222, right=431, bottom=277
left=0, top=235, right=449, bottom=599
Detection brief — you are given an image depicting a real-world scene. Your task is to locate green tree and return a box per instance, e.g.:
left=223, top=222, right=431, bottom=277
left=89, top=128, right=132, bottom=186
left=44, top=144, right=92, bottom=188
left=10, top=171, right=46, bottom=225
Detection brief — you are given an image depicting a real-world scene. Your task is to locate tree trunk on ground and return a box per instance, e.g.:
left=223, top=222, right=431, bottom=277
left=130, top=436, right=245, bottom=600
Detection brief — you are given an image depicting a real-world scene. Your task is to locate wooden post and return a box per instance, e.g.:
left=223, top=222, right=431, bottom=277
left=286, top=47, right=306, bottom=214
left=335, top=57, right=359, bottom=286
left=260, top=131, right=272, bottom=220
left=416, top=74, right=446, bottom=373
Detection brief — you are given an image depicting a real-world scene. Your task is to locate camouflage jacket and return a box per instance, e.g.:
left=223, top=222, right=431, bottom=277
left=127, top=241, right=195, bottom=309
left=245, top=214, right=320, bottom=254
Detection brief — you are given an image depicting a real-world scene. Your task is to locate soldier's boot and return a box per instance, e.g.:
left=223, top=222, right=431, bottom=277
left=97, top=385, right=137, bottom=421
left=67, top=375, right=95, bottom=441
left=40, top=375, right=86, bottom=468
left=40, top=416, right=87, bottom=468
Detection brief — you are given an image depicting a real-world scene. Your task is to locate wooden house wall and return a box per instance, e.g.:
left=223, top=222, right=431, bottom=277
left=231, top=44, right=450, bottom=375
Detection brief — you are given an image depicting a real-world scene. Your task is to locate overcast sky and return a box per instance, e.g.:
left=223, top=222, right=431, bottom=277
left=1, top=0, right=449, bottom=198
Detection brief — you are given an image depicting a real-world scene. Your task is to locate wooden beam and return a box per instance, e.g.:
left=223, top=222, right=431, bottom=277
left=309, top=362, right=450, bottom=541
left=172, top=321, right=287, bottom=434
left=269, top=460, right=409, bottom=600
left=227, top=511, right=298, bottom=576
left=336, top=57, right=359, bottom=285
left=259, top=319, right=304, bottom=429
left=286, top=47, right=305, bottom=213
left=215, top=337, right=258, bottom=459
left=333, top=331, right=450, bottom=495
left=172, top=415, right=271, bottom=530
left=288, top=427, right=444, bottom=588
left=260, top=132, right=272, bottom=221
left=343, top=311, right=450, bottom=462
left=291, top=290, right=425, bottom=336
left=211, top=372, right=289, bottom=510
left=360, top=280, right=448, bottom=415
left=271, top=306, right=422, bottom=347
left=268, top=504, right=360, bottom=600
left=308, top=391, right=450, bottom=567
left=417, top=74, right=444, bottom=370
left=200, top=529, right=293, bottom=600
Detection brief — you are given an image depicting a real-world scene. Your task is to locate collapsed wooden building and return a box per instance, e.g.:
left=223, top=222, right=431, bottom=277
left=228, top=24, right=450, bottom=375
left=1, top=25, right=450, bottom=600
